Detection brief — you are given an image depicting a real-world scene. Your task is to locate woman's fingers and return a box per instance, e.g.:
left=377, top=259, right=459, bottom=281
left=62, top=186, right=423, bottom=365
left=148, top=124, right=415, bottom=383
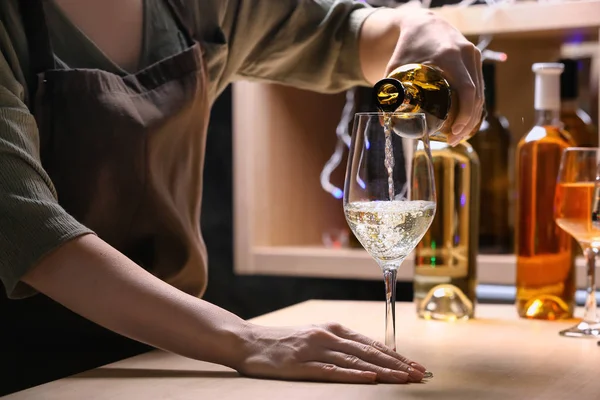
left=463, top=45, right=484, bottom=138
left=318, top=351, right=410, bottom=383
left=237, top=323, right=429, bottom=384
left=323, top=322, right=427, bottom=373
left=300, top=362, right=378, bottom=384
left=329, top=339, right=424, bottom=382
left=449, top=43, right=483, bottom=142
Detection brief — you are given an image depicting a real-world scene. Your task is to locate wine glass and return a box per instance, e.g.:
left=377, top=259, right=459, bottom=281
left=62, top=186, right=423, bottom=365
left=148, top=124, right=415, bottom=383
left=343, top=112, right=436, bottom=350
left=554, top=147, right=600, bottom=338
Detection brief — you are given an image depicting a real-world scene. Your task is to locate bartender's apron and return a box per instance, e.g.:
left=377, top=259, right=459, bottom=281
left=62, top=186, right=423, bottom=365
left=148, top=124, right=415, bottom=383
left=1, top=0, right=210, bottom=393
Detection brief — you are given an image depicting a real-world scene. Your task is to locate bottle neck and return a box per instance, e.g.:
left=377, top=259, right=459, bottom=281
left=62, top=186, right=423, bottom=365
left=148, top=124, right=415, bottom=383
left=534, top=71, right=561, bottom=111
left=560, top=99, right=579, bottom=112
left=534, top=109, right=561, bottom=127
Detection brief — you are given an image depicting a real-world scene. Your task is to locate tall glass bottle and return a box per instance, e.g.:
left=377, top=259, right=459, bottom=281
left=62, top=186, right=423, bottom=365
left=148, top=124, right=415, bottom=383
left=559, top=58, right=598, bottom=148
left=412, top=140, right=480, bottom=321
left=516, top=63, right=576, bottom=320
left=469, top=62, right=512, bottom=254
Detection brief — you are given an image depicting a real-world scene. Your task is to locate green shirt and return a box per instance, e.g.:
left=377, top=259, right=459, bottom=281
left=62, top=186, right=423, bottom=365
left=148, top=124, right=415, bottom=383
left=0, top=0, right=374, bottom=299
left=44, top=0, right=187, bottom=74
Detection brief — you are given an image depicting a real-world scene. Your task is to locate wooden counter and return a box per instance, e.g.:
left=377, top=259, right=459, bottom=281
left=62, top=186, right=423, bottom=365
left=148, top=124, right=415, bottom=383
left=7, top=301, right=600, bottom=399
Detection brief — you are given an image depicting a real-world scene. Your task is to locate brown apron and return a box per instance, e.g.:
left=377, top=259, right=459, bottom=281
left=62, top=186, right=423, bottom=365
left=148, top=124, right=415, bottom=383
left=23, top=0, right=209, bottom=297
left=2, top=0, right=211, bottom=393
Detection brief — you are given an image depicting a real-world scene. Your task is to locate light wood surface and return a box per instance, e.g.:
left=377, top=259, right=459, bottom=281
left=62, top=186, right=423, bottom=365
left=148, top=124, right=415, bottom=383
left=8, top=301, right=600, bottom=399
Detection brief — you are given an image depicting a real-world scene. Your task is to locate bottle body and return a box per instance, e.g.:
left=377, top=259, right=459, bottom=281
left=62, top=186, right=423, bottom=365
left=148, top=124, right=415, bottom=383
left=413, top=141, right=480, bottom=320
left=516, top=63, right=576, bottom=320
left=515, top=123, right=576, bottom=319
left=561, top=103, right=598, bottom=147
left=559, top=58, right=598, bottom=148
left=373, top=64, right=482, bottom=143
left=469, top=62, right=512, bottom=253
left=469, top=114, right=512, bottom=253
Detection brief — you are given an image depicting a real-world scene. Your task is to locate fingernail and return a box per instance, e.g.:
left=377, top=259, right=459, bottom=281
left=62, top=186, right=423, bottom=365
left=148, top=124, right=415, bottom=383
left=362, top=371, right=378, bottom=381
left=423, top=371, right=434, bottom=379
left=392, top=371, right=410, bottom=383
left=447, top=136, right=460, bottom=147
left=452, top=124, right=466, bottom=136
left=410, top=362, right=427, bottom=372
left=407, top=368, right=425, bottom=383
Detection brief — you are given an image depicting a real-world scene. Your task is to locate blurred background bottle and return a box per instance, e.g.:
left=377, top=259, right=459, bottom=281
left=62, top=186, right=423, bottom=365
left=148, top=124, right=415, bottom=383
left=559, top=58, right=598, bottom=148
left=515, top=63, right=576, bottom=320
left=559, top=58, right=597, bottom=258
left=469, top=62, right=512, bottom=254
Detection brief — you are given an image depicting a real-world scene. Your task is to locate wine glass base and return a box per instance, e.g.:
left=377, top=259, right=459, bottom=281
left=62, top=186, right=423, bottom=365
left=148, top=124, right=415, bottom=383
left=559, top=320, right=600, bottom=338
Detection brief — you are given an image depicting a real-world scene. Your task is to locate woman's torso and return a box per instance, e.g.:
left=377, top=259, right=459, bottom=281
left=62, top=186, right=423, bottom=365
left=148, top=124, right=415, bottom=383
left=46, top=0, right=186, bottom=74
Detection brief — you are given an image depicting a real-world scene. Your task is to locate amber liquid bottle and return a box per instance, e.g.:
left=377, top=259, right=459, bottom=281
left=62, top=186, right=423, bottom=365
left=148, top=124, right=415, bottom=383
left=560, top=58, right=598, bottom=148
left=469, top=62, right=512, bottom=254
left=516, top=63, right=576, bottom=320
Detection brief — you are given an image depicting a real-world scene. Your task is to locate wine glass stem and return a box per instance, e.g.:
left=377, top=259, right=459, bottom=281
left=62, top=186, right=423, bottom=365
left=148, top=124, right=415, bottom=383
left=383, top=267, right=397, bottom=351
left=583, top=247, right=599, bottom=323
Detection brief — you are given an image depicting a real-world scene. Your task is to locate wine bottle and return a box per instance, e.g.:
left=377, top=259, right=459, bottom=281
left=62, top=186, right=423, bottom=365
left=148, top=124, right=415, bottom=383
left=559, top=58, right=598, bottom=147
left=469, top=62, right=512, bottom=254
left=515, top=63, right=576, bottom=320
left=413, top=140, right=481, bottom=321
left=559, top=58, right=597, bottom=259
left=372, top=63, right=484, bottom=143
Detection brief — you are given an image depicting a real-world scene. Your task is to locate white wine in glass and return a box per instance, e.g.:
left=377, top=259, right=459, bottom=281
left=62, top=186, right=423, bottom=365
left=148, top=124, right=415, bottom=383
left=343, top=112, right=436, bottom=353
left=554, top=147, right=600, bottom=337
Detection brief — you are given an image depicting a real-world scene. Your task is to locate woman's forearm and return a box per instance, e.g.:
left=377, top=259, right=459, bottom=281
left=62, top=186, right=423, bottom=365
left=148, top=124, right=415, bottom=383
left=22, top=234, right=249, bottom=369
left=358, top=8, right=401, bottom=85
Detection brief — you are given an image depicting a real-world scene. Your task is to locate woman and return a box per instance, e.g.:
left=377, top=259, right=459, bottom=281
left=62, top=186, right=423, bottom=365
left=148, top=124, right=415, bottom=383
left=0, top=0, right=483, bottom=390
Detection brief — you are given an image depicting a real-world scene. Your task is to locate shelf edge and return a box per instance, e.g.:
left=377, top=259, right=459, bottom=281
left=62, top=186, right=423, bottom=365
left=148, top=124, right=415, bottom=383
left=240, top=247, right=595, bottom=289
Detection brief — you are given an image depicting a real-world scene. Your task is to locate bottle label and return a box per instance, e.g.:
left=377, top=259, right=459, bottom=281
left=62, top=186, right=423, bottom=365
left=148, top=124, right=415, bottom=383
left=414, top=247, right=469, bottom=278
left=414, top=264, right=468, bottom=278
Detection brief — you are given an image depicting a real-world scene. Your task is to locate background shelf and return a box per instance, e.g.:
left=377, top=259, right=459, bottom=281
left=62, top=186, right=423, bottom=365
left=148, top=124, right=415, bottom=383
left=243, top=246, right=596, bottom=289
left=435, top=0, right=600, bottom=40
left=232, top=1, right=600, bottom=294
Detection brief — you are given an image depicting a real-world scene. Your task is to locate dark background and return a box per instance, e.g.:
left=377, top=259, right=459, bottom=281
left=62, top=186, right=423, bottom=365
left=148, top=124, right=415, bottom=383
left=0, top=86, right=413, bottom=396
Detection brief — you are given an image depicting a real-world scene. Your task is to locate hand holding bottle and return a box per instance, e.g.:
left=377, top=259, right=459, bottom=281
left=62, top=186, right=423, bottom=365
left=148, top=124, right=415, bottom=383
left=360, top=8, right=484, bottom=145
left=389, top=8, right=483, bottom=143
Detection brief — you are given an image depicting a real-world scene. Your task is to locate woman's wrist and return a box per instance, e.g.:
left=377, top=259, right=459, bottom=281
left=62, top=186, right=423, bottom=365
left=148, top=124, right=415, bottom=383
left=187, top=302, right=256, bottom=371
left=358, top=8, right=402, bottom=84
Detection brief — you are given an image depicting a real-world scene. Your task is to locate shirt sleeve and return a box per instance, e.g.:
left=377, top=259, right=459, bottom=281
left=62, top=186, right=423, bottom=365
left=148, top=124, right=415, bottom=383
left=199, top=0, right=377, bottom=94
left=0, top=44, right=93, bottom=299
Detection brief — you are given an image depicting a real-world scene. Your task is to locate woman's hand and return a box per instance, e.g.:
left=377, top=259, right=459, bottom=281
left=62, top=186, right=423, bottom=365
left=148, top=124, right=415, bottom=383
left=360, top=7, right=484, bottom=145
left=236, top=322, right=427, bottom=384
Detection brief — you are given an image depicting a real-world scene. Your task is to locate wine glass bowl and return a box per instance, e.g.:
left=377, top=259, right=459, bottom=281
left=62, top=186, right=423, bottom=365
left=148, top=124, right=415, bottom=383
left=343, top=112, right=436, bottom=350
left=554, top=147, right=600, bottom=338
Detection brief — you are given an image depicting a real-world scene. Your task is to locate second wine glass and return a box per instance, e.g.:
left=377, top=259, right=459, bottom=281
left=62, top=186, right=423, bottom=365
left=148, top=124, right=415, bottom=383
left=343, top=112, right=436, bottom=351
left=554, top=147, right=600, bottom=337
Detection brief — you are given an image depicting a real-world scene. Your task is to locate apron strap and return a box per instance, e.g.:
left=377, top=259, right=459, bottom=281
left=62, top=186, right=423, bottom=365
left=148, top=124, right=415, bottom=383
left=21, top=0, right=56, bottom=75
left=20, top=0, right=56, bottom=108
left=163, top=0, right=196, bottom=46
